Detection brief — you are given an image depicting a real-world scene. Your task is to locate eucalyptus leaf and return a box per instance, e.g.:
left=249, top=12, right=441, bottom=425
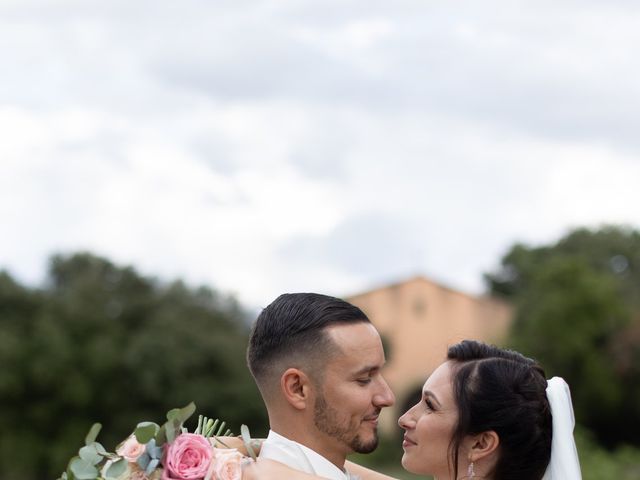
left=69, top=457, right=99, bottom=480
left=164, top=419, right=180, bottom=444
left=170, top=402, right=196, bottom=424
left=78, top=445, right=102, bottom=465
left=135, top=422, right=159, bottom=444
left=155, top=425, right=167, bottom=446
left=84, top=423, right=102, bottom=446
left=66, top=463, right=77, bottom=480
left=240, top=424, right=256, bottom=460
left=93, top=442, right=107, bottom=455
left=165, top=408, right=180, bottom=422
left=164, top=403, right=192, bottom=443
left=104, top=459, right=127, bottom=479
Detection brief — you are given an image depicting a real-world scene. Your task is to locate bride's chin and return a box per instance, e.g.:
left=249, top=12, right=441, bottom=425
left=400, top=455, right=422, bottom=476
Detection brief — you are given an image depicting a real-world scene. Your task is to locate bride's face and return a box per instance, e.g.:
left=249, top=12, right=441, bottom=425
left=398, top=361, right=459, bottom=479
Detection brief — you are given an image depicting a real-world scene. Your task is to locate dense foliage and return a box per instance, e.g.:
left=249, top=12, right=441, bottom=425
left=0, top=253, right=268, bottom=480
left=485, top=225, right=640, bottom=448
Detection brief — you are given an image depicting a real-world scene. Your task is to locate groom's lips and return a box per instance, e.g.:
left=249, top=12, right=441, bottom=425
left=363, top=411, right=381, bottom=425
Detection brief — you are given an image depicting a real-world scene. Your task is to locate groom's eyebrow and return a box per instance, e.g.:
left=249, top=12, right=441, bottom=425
left=353, top=365, right=382, bottom=376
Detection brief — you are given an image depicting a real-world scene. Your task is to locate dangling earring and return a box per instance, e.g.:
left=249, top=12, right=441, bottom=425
left=467, top=461, right=475, bottom=479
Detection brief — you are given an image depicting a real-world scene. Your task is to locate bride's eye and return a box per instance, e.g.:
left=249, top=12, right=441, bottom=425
left=424, top=399, right=435, bottom=411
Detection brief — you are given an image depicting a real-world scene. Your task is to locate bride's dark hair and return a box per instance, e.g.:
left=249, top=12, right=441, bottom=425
left=447, top=340, right=552, bottom=480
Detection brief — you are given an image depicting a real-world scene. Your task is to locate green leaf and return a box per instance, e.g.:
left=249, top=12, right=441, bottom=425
left=240, top=424, right=256, bottom=460
left=94, top=442, right=107, bottom=455
left=155, top=425, right=167, bottom=446
left=65, top=463, right=77, bottom=480
left=78, top=445, right=102, bottom=465
left=204, top=418, right=218, bottom=437
left=166, top=402, right=196, bottom=424
left=104, top=459, right=128, bottom=479
left=164, top=419, right=180, bottom=444
left=135, top=422, right=160, bottom=444
left=69, top=457, right=99, bottom=480
left=215, top=421, right=227, bottom=437
left=164, top=402, right=196, bottom=443
left=84, top=423, right=102, bottom=446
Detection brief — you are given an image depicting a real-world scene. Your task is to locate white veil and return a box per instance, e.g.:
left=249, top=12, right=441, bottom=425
left=542, top=377, right=582, bottom=480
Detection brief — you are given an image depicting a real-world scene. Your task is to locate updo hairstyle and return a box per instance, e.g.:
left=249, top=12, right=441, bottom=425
left=447, top=340, right=552, bottom=480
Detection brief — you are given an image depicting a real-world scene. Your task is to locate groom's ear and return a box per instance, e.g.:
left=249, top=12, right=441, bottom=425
left=281, top=368, right=314, bottom=410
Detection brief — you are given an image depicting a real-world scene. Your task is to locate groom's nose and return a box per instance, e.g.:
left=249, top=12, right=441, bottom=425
left=373, top=375, right=395, bottom=407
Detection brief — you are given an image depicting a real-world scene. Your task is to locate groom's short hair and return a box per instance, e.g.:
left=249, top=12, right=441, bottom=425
left=247, top=292, right=370, bottom=397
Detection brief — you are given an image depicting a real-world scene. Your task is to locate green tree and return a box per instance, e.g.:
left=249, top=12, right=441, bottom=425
left=0, top=253, right=267, bottom=480
left=485, top=225, right=640, bottom=447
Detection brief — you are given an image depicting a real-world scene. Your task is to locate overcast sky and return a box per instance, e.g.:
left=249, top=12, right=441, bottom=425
left=2, top=0, right=639, bottom=311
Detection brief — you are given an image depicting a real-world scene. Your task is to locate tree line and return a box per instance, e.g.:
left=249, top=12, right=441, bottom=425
left=0, top=253, right=268, bottom=480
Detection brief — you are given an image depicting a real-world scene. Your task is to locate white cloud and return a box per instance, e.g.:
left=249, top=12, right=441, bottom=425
left=1, top=1, right=640, bottom=309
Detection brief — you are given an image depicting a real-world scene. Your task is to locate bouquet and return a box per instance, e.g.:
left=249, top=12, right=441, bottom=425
left=59, top=403, right=258, bottom=480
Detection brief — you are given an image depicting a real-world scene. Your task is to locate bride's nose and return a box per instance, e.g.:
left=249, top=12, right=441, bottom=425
left=398, top=407, right=416, bottom=429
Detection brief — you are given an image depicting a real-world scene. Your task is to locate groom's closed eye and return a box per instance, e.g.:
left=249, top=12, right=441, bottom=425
left=352, top=365, right=381, bottom=385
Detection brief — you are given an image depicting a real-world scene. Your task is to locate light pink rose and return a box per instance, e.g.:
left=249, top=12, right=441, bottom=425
left=211, top=448, right=244, bottom=480
left=162, top=434, right=213, bottom=480
left=117, top=435, right=147, bottom=463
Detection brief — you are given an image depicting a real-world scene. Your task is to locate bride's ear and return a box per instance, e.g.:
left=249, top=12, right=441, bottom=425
left=468, top=430, right=500, bottom=462
left=280, top=368, right=313, bottom=410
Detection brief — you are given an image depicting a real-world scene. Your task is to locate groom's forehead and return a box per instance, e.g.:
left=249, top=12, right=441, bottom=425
left=322, top=324, right=385, bottom=368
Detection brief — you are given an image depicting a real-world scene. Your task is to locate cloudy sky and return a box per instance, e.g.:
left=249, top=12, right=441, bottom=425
left=2, top=0, right=639, bottom=310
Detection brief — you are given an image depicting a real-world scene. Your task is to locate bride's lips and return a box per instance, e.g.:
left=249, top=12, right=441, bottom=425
left=402, top=434, right=417, bottom=448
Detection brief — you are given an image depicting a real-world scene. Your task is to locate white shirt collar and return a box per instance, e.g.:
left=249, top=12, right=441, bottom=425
left=262, top=430, right=349, bottom=480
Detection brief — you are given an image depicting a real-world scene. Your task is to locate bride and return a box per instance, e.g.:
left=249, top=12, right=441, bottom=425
left=242, top=340, right=582, bottom=480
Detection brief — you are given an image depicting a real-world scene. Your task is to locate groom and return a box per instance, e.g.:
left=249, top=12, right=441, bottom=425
left=246, top=293, right=395, bottom=480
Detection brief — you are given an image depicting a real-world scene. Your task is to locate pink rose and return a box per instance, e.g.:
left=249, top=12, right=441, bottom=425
left=162, top=434, right=213, bottom=480
left=117, top=435, right=146, bottom=463
left=211, top=448, right=244, bottom=480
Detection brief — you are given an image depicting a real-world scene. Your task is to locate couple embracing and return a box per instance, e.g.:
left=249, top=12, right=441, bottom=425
left=241, top=293, right=582, bottom=480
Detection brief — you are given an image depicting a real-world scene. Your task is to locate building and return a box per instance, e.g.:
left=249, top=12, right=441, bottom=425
left=346, top=275, right=513, bottom=434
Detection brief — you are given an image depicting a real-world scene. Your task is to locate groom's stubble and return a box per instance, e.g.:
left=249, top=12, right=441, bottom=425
left=313, top=392, right=380, bottom=454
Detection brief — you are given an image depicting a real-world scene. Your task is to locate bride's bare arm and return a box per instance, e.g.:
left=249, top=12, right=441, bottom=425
left=345, top=460, right=399, bottom=480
